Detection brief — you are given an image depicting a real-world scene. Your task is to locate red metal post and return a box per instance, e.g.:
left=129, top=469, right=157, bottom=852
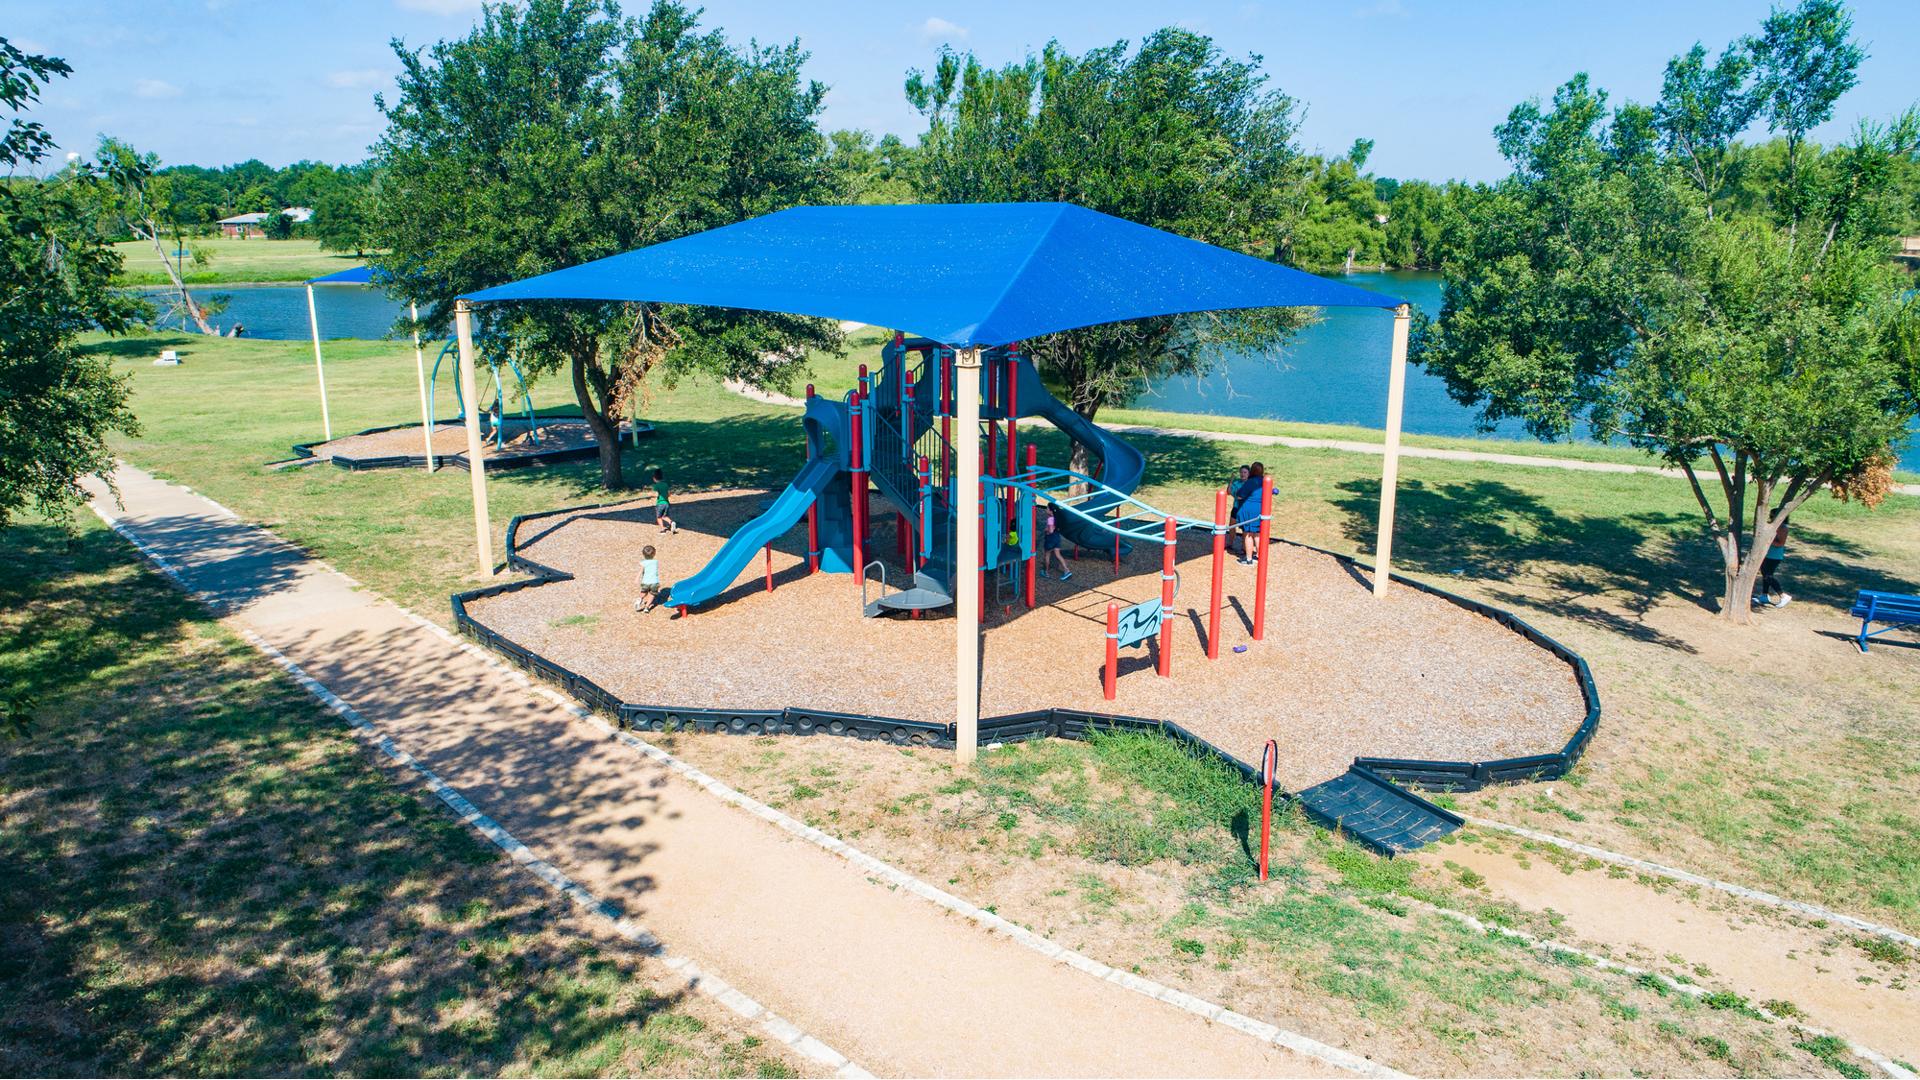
left=1253, top=478, right=1273, bottom=641
left=1104, top=602, right=1119, bottom=700
left=764, top=543, right=774, bottom=592
left=1157, top=516, right=1176, bottom=677
left=939, top=349, right=952, bottom=492
left=1023, top=444, right=1038, bottom=608
left=1259, top=740, right=1278, bottom=882
left=916, top=455, right=932, bottom=570
left=1113, top=534, right=1120, bottom=578
left=1208, top=488, right=1227, bottom=659
left=896, top=510, right=909, bottom=563
left=979, top=449, right=989, bottom=612
left=1004, top=352, right=1019, bottom=477
left=848, top=388, right=866, bottom=578
left=805, top=384, right=820, bottom=574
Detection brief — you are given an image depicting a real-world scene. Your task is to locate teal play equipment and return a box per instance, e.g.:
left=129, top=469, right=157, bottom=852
left=426, top=336, right=540, bottom=449
left=666, top=334, right=1215, bottom=615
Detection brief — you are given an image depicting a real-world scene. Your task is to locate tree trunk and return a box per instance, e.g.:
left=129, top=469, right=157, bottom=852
left=138, top=223, right=216, bottom=335
left=570, top=354, right=624, bottom=490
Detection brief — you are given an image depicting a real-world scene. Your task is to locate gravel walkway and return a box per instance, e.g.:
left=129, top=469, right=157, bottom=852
left=473, top=490, right=1588, bottom=788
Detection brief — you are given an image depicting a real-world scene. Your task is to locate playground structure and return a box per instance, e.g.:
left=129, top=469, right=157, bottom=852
left=449, top=333, right=1598, bottom=854
left=667, top=335, right=1270, bottom=674
left=425, top=335, right=541, bottom=450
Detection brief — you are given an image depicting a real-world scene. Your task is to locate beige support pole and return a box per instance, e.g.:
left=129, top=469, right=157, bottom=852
left=305, top=283, right=332, bottom=441
left=411, top=302, right=434, bottom=473
left=454, top=300, right=493, bottom=575
left=1373, top=304, right=1412, bottom=598
left=952, top=345, right=982, bottom=766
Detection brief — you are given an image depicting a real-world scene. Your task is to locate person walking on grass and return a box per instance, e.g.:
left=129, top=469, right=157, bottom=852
left=1760, top=513, right=1791, bottom=609
left=634, top=545, right=662, bottom=613
left=651, top=467, right=678, bottom=534
left=1040, top=507, right=1072, bottom=581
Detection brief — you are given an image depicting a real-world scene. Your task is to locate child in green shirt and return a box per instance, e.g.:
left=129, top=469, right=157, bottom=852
left=651, top=467, right=678, bottom=534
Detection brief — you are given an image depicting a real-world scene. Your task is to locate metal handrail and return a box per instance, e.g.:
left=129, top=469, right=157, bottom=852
left=860, top=559, right=890, bottom=612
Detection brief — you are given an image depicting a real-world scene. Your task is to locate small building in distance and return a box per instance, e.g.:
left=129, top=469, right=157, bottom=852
left=217, top=206, right=314, bottom=238
left=1898, top=236, right=1920, bottom=261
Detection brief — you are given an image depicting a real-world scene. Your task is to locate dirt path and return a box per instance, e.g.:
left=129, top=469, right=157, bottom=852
left=1423, top=838, right=1919, bottom=1062
left=86, top=464, right=1372, bottom=1079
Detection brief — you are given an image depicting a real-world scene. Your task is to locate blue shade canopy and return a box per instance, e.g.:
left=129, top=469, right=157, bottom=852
left=307, top=266, right=376, bottom=285
left=462, top=203, right=1402, bottom=346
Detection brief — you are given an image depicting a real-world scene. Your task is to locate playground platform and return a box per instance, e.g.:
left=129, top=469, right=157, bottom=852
left=289, top=418, right=652, bottom=472
left=463, top=489, right=1591, bottom=794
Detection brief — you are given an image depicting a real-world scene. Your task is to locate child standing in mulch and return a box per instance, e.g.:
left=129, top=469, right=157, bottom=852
left=1041, top=508, right=1072, bottom=581
left=651, top=467, right=679, bottom=534
left=634, top=545, right=662, bottom=612
left=1233, top=463, right=1269, bottom=563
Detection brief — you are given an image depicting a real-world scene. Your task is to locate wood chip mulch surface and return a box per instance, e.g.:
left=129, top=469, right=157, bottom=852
left=309, top=419, right=604, bottom=463
left=467, top=490, right=1589, bottom=788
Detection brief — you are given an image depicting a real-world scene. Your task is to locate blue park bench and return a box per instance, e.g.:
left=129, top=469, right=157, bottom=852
left=1851, top=590, right=1920, bottom=652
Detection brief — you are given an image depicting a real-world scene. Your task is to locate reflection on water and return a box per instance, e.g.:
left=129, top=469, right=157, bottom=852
left=135, top=284, right=410, bottom=342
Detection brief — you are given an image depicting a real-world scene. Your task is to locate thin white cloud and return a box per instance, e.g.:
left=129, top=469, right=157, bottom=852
left=396, top=0, right=482, bottom=13
left=135, top=78, right=183, bottom=100
left=919, top=16, right=969, bottom=43
left=327, top=68, right=391, bottom=90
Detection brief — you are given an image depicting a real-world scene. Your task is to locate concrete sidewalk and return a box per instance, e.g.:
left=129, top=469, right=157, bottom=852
left=88, top=464, right=1377, bottom=1079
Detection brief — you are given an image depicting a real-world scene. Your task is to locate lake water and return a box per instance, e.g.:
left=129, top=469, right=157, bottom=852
left=140, top=277, right=1917, bottom=469
left=139, top=283, right=411, bottom=341
left=1129, top=271, right=1535, bottom=439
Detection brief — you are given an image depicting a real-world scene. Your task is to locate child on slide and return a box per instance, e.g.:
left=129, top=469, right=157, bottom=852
left=634, top=545, right=661, bottom=612
left=651, top=467, right=679, bottom=534
left=1041, top=508, right=1072, bottom=581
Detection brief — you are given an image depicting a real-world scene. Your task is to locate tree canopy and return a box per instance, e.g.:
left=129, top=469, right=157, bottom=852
left=0, top=38, right=141, bottom=527
left=1416, top=3, right=1919, bottom=622
left=365, top=0, right=841, bottom=489
left=905, top=27, right=1315, bottom=450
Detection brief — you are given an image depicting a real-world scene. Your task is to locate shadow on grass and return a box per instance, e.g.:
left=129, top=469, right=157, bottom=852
left=0, top=522, right=719, bottom=1076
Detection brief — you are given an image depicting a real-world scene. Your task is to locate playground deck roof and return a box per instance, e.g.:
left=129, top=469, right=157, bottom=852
left=461, top=202, right=1403, bottom=346
left=307, top=266, right=376, bottom=285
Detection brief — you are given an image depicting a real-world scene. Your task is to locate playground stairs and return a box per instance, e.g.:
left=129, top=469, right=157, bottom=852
left=1295, top=764, right=1464, bottom=856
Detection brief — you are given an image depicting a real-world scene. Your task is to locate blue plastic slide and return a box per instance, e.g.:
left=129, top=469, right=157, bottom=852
left=666, top=454, right=840, bottom=609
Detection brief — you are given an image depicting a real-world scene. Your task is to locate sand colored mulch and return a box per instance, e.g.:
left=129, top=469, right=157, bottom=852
left=469, top=490, right=1589, bottom=788
left=308, top=419, right=605, bottom=463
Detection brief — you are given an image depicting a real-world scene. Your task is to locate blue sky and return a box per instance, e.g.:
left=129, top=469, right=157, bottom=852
left=5, top=0, right=1916, bottom=182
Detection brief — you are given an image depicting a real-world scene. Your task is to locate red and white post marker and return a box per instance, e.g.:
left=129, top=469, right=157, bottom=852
left=1104, top=601, right=1119, bottom=700
left=1259, top=739, right=1278, bottom=882
left=1023, top=444, right=1038, bottom=608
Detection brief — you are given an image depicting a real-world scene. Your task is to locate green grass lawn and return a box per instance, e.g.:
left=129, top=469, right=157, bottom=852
left=0, top=514, right=799, bottom=1077
left=94, top=331, right=1920, bottom=934
left=113, top=237, right=363, bottom=286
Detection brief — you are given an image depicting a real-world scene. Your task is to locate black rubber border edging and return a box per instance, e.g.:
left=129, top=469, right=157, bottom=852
left=450, top=499, right=1601, bottom=851
left=287, top=420, right=656, bottom=474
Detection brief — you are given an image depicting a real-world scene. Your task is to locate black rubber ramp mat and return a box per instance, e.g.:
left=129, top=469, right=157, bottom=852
left=1297, top=765, right=1465, bottom=856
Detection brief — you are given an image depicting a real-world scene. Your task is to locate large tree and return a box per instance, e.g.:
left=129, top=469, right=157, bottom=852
left=368, top=0, right=840, bottom=489
left=1417, top=9, right=1919, bottom=624
left=905, top=28, right=1312, bottom=471
left=0, top=38, right=142, bottom=527
left=88, top=138, right=220, bottom=334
